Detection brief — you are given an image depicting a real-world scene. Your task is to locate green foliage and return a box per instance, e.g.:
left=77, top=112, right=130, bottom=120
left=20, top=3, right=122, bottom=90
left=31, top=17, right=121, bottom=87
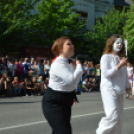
left=123, top=0, right=134, bottom=59
left=29, top=0, right=87, bottom=49
left=85, top=8, right=126, bottom=56
left=0, top=0, right=38, bottom=55
left=0, top=0, right=87, bottom=56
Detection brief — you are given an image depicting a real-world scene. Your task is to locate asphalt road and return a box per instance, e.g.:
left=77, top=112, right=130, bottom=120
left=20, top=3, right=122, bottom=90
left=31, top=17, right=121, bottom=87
left=0, top=92, right=134, bottom=134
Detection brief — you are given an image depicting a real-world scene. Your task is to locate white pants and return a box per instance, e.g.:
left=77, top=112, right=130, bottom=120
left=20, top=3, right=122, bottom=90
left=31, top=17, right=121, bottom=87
left=96, top=87, right=124, bottom=134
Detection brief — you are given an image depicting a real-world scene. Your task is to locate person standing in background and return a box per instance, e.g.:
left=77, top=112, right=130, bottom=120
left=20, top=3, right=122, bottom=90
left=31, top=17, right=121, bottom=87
left=95, top=64, right=101, bottom=85
left=15, top=58, right=24, bottom=82
left=38, top=59, right=45, bottom=80
left=85, top=63, right=91, bottom=81
left=44, top=60, right=51, bottom=79
left=23, top=58, right=30, bottom=79
left=31, top=60, right=39, bottom=78
left=90, top=61, right=96, bottom=78
left=127, top=61, right=133, bottom=96
left=11, top=59, right=17, bottom=79
left=30, top=58, right=34, bottom=66
left=83, top=60, right=88, bottom=70
left=7, top=59, right=13, bottom=77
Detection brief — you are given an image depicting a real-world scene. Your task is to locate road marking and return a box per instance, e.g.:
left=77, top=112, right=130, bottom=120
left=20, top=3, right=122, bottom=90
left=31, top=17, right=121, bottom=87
left=0, top=106, right=134, bottom=131
left=0, top=121, right=47, bottom=131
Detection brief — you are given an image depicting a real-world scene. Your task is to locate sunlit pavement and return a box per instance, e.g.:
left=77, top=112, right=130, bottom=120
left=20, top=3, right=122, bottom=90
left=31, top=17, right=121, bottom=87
left=0, top=92, right=134, bottom=134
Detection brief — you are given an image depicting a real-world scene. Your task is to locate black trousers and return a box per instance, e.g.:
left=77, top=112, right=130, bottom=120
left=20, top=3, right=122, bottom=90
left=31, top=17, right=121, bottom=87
left=42, top=88, right=77, bottom=134
left=0, top=89, right=7, bottom=96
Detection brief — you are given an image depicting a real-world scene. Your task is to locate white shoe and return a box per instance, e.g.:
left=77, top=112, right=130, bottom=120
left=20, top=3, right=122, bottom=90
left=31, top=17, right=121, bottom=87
left=88, top=88, right=92, bottom=92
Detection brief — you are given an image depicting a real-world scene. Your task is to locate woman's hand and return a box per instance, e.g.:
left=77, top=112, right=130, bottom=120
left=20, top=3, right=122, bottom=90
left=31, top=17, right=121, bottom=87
left=76, top=59, right=81, bottom=65
left=117, top=57, right=127, bottom=70
left=120, top=57, right=127, bottom=66
left=71, top=60, right=76, bottom=66
left=72, top=100, right=76, bottom=106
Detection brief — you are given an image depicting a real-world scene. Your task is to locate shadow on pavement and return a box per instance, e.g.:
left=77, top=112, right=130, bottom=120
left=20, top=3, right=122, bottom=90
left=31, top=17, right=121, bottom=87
left=0, top=101, right=41, bottom=104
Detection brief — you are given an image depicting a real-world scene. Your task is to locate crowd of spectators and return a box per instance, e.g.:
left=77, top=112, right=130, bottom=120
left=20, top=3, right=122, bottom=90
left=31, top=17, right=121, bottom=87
left=0, top=56, right=101, bottom=97
left=0, top=57, right=50, bottom=97
left=78, top=60, right=101, bottom=93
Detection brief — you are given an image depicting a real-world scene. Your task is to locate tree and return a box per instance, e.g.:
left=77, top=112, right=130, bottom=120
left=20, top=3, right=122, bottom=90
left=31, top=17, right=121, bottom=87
left=85, top=8, right=126, bottom=57
left=29, top=0, right=87, bottom=50
left=0, top=0, right=38, bottom=55
left=123, top=0, right=134, bottom=59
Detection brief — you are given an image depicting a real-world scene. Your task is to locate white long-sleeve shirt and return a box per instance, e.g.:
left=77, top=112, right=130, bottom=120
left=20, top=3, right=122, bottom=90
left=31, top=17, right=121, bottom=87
left=48, top=56, right=83, bottom=92
left=100, top=54, right=130, bottom=95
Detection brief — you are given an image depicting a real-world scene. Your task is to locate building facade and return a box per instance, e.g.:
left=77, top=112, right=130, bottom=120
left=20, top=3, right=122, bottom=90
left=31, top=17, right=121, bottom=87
left=73, top=0, right=114, bottom=30
left=31, top=0, right=115, bottom=30
left=27, top=0, right=132, bottom=59
left=114, top=0, right=132, bottom=9
left=31, top=0, right=132, bottom=31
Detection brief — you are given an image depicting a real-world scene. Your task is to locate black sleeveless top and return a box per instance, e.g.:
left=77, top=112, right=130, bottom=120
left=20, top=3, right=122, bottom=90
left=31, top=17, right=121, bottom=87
left=0, top=81, right=5, bottom=91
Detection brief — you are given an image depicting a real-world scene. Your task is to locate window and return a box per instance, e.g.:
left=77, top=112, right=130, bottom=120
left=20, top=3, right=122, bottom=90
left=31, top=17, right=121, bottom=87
left=76, top=11, right=88, bottom=29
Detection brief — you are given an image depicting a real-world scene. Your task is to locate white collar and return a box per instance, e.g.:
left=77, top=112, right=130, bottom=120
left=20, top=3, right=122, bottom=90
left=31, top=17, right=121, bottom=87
left=56, top=56, right=69, bottom=63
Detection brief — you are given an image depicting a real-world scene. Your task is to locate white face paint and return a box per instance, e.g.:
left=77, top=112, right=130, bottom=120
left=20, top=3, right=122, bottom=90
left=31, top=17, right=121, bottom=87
left=113, top=38, right=123, bottom=53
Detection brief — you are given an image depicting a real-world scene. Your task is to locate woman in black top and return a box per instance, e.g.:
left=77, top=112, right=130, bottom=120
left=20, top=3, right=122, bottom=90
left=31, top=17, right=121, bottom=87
left=26, top=79, right=37, bottom=96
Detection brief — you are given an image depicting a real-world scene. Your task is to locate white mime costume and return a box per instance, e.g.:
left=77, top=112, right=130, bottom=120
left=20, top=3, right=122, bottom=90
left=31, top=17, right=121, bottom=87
left=96, top=54, right=130, bottom=134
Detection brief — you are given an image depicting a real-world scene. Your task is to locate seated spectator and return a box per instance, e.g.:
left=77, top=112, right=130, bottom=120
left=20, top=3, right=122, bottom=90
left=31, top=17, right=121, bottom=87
left=7, top=77, right=13, bottom=89
left=6, top=77, right=14, bottom=97
left=37, top=76, right=44, bottom=83
left=12, top=77, right=24, bottom=96
left=0, top=73, right=7, bottom=96
left=26, top=77, right=38, bottom=96
left=82, top=69, right=87, bottom=82
left=37, top=76, right=47, bottom=95
left=32, top=77, right=38, bottom=91
left=88, top=77, right=96, bottom=91
left=23, top=78, right=29, bottom=96
left=82, top=78, right=90, bottom=92
left=44, top=77, right=49, bottom=89
left=89, top=77, right=96, bottom=83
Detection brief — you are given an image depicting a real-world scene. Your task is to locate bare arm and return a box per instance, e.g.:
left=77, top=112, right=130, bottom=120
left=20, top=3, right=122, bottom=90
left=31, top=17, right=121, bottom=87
left=26, top=85, right=32, bottom=90
left=4, top=81, right=7, bottom=89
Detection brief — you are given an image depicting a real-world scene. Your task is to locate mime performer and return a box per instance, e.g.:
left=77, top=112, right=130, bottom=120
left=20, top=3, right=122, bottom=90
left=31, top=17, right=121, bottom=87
left=96, top=34, right=130, bottom=134
left=42, top=37, right=83, bottom=134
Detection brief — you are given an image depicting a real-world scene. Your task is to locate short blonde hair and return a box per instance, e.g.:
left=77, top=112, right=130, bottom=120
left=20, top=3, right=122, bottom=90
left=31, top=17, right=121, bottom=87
left=51, top=37, right=70, bottom=56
